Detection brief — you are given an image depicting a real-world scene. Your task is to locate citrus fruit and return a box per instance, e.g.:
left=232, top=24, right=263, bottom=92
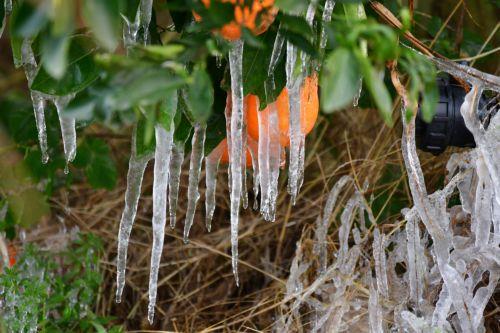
left=246, top=74, right=319, bottom=147
left=217, top=138, right=254, bottom=167
left=193, top=0, right=277, bottom=41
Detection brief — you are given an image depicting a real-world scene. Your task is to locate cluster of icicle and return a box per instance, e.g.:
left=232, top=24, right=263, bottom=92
left=1, top=2, right=77, bottom=172
left=276, top=62, right=499, bottom=332
left=115, top=0, right=335, bottom=323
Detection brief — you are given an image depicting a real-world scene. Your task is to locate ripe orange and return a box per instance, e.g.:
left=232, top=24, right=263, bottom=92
left=246, top=74, right=319, bottom=147
left=193, top=0, right=277, bottom=40
left=217, top=138, right=254, bottom=167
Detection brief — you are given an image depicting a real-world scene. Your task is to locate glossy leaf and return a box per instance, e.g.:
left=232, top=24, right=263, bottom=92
left=10, top=1, right=48, bottom=38
left=41, top=35, right=70, bottom=79
left=74, top=139, right=117, bottom=190
left=184, top=65, right=214, bottom=125
left=355, top=50, right=393, bottom=125
left=321, top=47, right=361, bottom=112
left=83, top=0, right=121, bottom=51
left=31, top=36, right=99, bottom=96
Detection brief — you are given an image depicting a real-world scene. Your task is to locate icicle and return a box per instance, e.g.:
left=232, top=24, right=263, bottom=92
left=205, top=141, right=224, bottom=232
left=247, top=137, right=260, bottom=210
left=183, top=123, right=206, bottom=242
left=352, top=78, right=363, bottom=107
left=54, top=95, right=77, bottom=173
left=373, top=228, right=389, bottom=298
left=258, top=102, right=281, bottom=221
left=228, top=39, right=245, bottom=284
left=148, top=124, right=175, bottom=324
left=140, top=0, right=153, bottom=44
left=122, top=10, right=141, bottom=49
left=116, top=130, right=153, bottom=303
left=267, top=24, right=285, bottom=92
left=286, top=41, right=304, bottom=204
left=21, top=39, right=50, bottom=164
left=319, top=0, right=336, bottom=53
left=4, top=0, right=12, bottom=14
left=168, top=142, right=184, bottom=229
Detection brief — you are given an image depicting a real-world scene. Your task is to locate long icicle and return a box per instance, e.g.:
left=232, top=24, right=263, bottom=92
left=228, top=39, right=245, bottom=285
left=168, top=141, right=184, bottom=229
left=148, top=123, right=175, bottom=324
left=116, top=129, right=153, bottom=303
left=183, top=123, right=206, bottom=242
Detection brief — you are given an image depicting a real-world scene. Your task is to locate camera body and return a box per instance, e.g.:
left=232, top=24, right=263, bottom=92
left=415, top=76, right=477, bottom=155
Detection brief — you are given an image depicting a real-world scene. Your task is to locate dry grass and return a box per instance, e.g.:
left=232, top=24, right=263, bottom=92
left=19, top=106, right=479, bottom=331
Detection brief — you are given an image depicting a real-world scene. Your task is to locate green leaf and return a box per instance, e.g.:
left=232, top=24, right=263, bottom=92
left=41, top=35, right=70, bottom=79
left=354, top=50, right=393, bottom=125
left=83, top=0, right=121, bottom=51
left=105, top=67, right=186, bottom=111
left=31, top=36, right=99, bottom=95
left=74, top=139, right=117, bottom=190
left=135, top=114, right=155, bottom=158
left=10, top=1, right=48, bottom=38
left=184, top=65, right=213, bottom=124
left=275, top=0, right=308, bottom=15
left=320, top=47, right=361, bottom=112
left=157, top=89, right=178, bottom=130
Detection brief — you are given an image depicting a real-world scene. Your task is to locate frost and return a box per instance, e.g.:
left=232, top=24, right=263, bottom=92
left=183, top=123, right=206, bottom=242
left=148, top=123, right=175, bottom=324
left=116, top=129, right=153, bottom=303
left=168, top=142, right=184, bottom=229
left=228, top=39, right=245, bottom=284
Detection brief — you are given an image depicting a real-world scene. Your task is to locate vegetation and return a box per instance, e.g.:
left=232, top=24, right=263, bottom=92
left=0, top=0, right=498, bottom=331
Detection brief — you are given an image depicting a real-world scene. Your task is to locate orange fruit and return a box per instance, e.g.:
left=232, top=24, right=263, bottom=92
left=246, top=74, right=319, bottom=147
left=193, top=0, right=277, bottom=40
left=217, top=138, right=253, bottom=167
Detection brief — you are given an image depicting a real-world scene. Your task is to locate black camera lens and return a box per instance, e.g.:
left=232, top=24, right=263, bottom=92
left=415, top=76, right=494, bottom=155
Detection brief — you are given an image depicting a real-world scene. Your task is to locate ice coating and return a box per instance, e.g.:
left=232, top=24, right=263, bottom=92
left=148, top=124, right=175, bottom=324
left=168, top=142, right=185, bottom=229
left=228, top=39, right=245, bottom=284
left=116, top=129, right=153, bottom=303
left=183, top=123, right=206, bottom=243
